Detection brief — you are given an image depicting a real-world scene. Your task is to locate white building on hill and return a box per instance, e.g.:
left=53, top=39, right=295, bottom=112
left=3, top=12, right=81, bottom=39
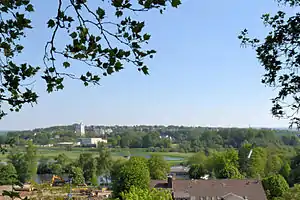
left=78, top=138, right=107, bottom=147
left=75, top=123, right=85, bottom=136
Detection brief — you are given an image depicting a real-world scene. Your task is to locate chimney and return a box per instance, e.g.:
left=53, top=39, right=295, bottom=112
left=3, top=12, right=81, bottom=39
left=167, top=175, right=173, bottom=189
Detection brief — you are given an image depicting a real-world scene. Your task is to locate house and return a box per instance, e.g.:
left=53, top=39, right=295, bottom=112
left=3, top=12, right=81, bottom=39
left=78, top=138, right=107, bottom=147
left=150, top=176, right=267, bottom=200
left=170, top=166, right=190, bottom=179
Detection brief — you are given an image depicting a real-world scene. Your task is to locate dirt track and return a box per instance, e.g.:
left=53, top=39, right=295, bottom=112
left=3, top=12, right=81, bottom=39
left=0, top=186, right=112, bottom=200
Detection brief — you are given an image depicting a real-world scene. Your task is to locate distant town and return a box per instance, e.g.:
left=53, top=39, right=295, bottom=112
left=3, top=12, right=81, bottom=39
left=1, top=124, right=300, bottom=199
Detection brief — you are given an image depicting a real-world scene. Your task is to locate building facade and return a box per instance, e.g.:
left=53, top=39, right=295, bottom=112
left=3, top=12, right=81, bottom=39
left=75, top=123, right=85, bottom=136
left=78, top=138, right=107, bottom=147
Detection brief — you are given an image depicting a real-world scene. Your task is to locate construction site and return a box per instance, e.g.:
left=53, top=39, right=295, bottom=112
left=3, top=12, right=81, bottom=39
left=0, top=175, right=112, bottom=200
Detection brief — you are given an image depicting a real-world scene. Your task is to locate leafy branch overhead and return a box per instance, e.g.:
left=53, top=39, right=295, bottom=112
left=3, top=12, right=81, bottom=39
left=0, top=0, right=181, bottom=118
left=239, top=0, right=300, bottom=128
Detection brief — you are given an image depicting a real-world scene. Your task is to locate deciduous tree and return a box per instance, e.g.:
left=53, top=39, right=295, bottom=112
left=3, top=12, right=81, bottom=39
left=188, top=164, right=206, bottom=179
left=148, top=155, right=170, bottom=180
left=96, top=142, right=113, bottom=182
left=274, top=184, right=300, bottom=200
left=262, top=174, right=289, bottom=199
left=247, top=147, right=267, bottom=179
left=120, top=186, right=172, bottom=200
left=0, top=163, right=17, bottom=185
left=69, top=166, right=85, bottom=185
left=112, top=157, right=150, bottom=197
left=0, top=0, right=181, bottom=119
left=7, top=148, right=29, bottom=183
left=240, top=0, right=300, bottom=128
left=24, top=141, right=37, bottom=180
left=78, top=153, right=96, bottom=183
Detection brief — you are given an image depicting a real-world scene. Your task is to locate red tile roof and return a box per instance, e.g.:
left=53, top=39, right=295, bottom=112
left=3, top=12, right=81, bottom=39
left=150, top=179, right=267, bottom=200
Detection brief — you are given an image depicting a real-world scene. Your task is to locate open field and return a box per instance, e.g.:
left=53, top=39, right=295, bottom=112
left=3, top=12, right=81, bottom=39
left=0, top=147, right=193, bottom=165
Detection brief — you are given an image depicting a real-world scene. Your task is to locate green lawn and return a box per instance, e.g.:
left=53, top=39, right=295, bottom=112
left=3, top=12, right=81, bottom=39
left=0, top=147, right=193, bottom=166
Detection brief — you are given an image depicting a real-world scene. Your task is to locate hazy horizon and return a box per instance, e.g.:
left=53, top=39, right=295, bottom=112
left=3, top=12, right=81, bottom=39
left=0, top=123, right=294, bottom=132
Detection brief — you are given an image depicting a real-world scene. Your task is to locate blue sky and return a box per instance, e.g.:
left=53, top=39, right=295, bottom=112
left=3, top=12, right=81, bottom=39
left=0, top=0, right=294, bottom=130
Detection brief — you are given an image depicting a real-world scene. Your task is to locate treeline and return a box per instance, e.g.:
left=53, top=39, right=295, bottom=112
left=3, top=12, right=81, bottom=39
left=109, top=131, right=172, bottom=149
left=3, top=126, right=300, bottom=153
left=187, top=144, right=300, bottom=199
left=0, top=142, right=170, bottom=188
left=108, top=128, right=300, bottom=152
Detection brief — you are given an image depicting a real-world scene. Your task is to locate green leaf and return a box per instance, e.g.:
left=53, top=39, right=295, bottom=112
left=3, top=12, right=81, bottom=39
left=114, top=61, right=123, bottom=71
left=107, top=67, right=114, bottom=75
left=144, top=0, right=153, bottom=8
left=143, top=34, right=151, bottom=40
left=25, top=4, right=34, bottom=12
left=141, top=66, right=149, bottom=75
left=49, top=67, right=55, bottom=73
left=47, top=19, right=55, bottom=28
left=171, top=0, right=181, bottom=7
left=112, top=0, right=123, bottom=7
left=63, top=62, right=70, bottom=68
left=70, top=32, right=77, bottom=39
left=96, top=8, right=105, bottom=19
left=116, top=10, right=123, bottom=17
left=86, top=72, right=92, bottom=77
left=22, top=0, right=30, bottom=5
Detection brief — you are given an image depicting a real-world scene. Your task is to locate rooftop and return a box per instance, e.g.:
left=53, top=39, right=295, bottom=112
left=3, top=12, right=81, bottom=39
left=150, top=179, right=267, bottom=200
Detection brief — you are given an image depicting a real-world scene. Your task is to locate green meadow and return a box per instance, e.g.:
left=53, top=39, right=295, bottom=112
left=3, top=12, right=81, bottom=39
left=0, top=147, right=193, bottom=166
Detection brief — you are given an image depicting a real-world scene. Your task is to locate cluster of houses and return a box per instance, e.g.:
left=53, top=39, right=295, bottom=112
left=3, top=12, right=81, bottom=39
left=41, top=123, right=108, bottom=148
left=151, top=176, right=267, bottom=200
left=159, top=168, right=267, bottom=200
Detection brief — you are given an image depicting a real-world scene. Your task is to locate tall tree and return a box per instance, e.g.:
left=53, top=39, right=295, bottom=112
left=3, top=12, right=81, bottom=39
left=240, top=0, right=300, bottom=128
left=208, top=149, right=240, bottom=178
left=96, top=142, right=112, bottom=182
left=7, top=148, right=29, bottom=183
left=69, top=166, right=85, bottom=185
left=112, top=157, right=150, bottom=197
left=238, top=143, right=252, bottom=174
left=262, top=174, right=289, bottom=199
left=0, top=0, right=181, bottom=119
left=148, top=155, right=170, bottom=180
left=247, top=147, right=267, bottom=179
left=78, top=153, right=97, bottom=183
left=24, top=141, right=37, bottom=180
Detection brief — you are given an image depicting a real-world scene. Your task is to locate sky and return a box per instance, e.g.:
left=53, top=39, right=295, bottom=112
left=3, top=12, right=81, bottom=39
left=0, top=0, right=296, bottom=130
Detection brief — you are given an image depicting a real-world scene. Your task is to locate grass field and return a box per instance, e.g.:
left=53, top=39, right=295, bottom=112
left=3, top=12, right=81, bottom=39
left=0, top=147, right=193, bottom=166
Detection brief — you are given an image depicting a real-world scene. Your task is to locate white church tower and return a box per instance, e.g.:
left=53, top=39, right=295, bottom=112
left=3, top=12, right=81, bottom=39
left=75, top=122, right=85, bottom=136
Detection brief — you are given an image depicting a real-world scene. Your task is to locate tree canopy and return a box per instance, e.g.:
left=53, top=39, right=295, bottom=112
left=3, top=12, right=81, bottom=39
left=262, top=174, right=289, bottom=199
left=112, top=156, right=150, bottom=197
left=240, top=0, right=300, bottom=128
left=0, top=163, right=17, bottom=185
left=274, top=184, right=300, bottom=200
left=148, top=155, right=170, bottom=180
left=0, top=0, right=181, bottom=119
left=119, top=186, right=172, bottom=200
